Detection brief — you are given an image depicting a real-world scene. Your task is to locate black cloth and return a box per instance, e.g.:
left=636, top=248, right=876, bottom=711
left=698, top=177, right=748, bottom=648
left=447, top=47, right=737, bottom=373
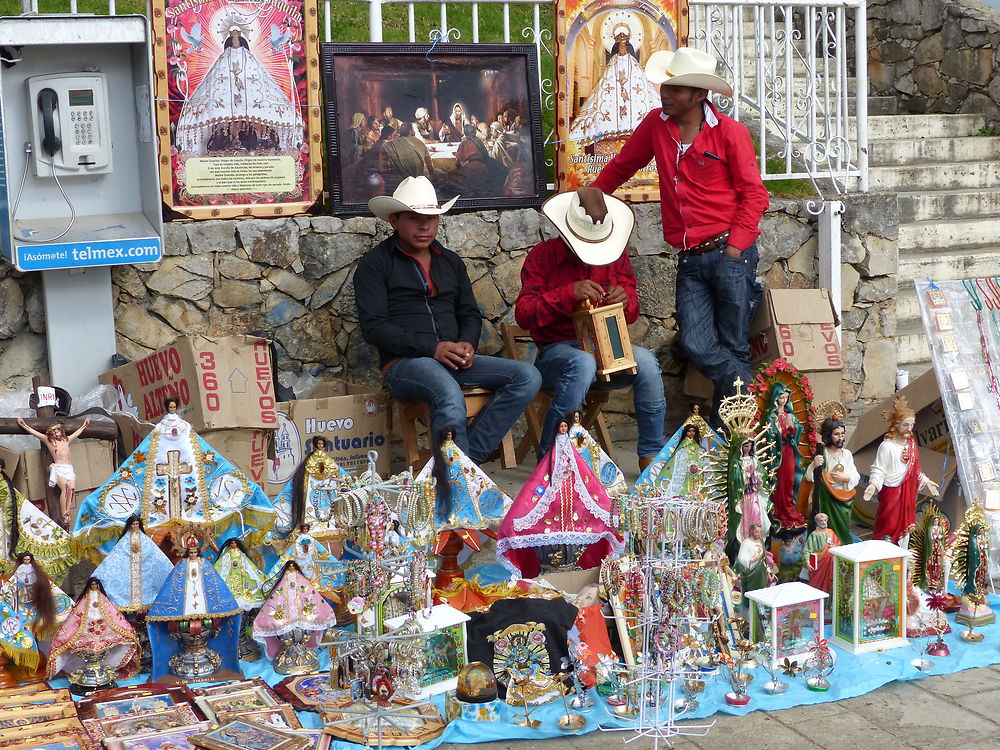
left=465, top=597, right=579, bottom=695
left=353, top=235, right=482, bottom=370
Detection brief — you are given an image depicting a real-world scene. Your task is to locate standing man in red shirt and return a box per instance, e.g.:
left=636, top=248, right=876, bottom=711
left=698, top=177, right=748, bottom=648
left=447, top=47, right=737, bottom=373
left=515, top=192, right=666, bottom=465
left=578, top=48, right=770, bottom=426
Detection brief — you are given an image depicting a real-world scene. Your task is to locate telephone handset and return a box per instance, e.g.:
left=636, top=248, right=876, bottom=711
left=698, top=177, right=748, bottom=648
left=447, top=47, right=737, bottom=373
left=26, top=72, right=113, bottom=177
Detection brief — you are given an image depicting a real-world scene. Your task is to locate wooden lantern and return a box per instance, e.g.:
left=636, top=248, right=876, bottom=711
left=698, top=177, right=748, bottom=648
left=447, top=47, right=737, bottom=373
left=571, top=300, right=637, bottom=381
left=747, top=582, right=828, bottom=674
left=831, top=540, right=910, bottom=654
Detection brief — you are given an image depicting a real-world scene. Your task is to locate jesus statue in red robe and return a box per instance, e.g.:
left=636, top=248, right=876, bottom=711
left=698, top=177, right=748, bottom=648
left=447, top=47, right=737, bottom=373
left=863, top=396, right=939, bottom=544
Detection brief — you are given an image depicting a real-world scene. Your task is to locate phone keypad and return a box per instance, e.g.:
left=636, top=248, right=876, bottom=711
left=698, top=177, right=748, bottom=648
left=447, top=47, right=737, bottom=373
left=69, top=108, right=96, bottom=146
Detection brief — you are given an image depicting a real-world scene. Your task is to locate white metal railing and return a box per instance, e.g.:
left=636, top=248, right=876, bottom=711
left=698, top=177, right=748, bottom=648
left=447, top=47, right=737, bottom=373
left=11, top=0, right=868, bottom=190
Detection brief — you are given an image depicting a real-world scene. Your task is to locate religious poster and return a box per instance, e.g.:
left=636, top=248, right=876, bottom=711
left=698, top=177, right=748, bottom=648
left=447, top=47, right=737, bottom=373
left=554, top=0, right=688, bottom=201
left=320, top=44, right=546, bottom=215
left=151, top=0, right=322, bottom=219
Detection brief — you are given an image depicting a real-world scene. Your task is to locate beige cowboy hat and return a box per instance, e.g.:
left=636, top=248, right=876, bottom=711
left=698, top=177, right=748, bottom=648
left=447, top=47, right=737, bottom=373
left=645, top=48, right=733, bottom=97
left=541, top=191, right=635, bottom=266
left=369, top=176, right=459, bottom=220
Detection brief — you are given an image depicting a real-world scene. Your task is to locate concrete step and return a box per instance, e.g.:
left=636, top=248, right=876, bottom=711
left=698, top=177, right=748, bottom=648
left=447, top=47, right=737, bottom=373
left=741, top=76, right=859, bottom=95
left=870, top=136, right=1000, bottom=166
left=898, top=188, right=1000, bottom=222
left=851, top=113, right=986, bottom=140
left=898, top=217, right=1000, bottom=252
left=896, top=245, right=1000, bottom=290
left=896, top=320, right=931, bottom=366
left=869, top=161, right=1000, bottom=190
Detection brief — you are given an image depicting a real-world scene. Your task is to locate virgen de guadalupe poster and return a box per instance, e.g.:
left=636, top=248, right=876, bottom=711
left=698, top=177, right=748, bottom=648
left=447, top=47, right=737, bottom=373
left=152, top=0, right=323, bottom=219
left=555, top=0, right=688, bottom=202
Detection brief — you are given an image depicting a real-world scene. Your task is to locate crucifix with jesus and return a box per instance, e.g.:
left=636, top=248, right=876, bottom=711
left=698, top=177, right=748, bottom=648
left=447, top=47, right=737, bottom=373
left=156, top=449, right=193, bottom=520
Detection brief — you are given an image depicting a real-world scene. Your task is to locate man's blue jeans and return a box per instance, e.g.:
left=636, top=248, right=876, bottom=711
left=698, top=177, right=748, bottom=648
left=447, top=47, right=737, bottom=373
left=534, top=342, right=666, bottom=458
left=386, top=355, right=541, bottom=464
left=676, top=243, right=764, bottom=414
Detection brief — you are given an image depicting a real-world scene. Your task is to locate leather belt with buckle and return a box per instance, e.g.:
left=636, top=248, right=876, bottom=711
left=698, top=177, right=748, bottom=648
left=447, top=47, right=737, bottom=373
left=680, top=231, right=731, bottom=256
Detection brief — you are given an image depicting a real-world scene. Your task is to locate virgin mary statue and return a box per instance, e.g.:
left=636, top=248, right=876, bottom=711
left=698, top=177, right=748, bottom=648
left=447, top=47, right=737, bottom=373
left=175, top=10, right=303, bottom=155
left=568, top=14, right=662, bottom=145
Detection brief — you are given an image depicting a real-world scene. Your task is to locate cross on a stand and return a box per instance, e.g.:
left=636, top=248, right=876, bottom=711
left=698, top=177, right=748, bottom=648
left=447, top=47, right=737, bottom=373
left=156, top=450, right=193, bottom=519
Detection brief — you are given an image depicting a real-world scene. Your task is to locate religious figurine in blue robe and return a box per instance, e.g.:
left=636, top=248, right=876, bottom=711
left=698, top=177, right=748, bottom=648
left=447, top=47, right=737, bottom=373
left=266, top=436, right=353, bottom=548
left=635, top=423, right=712, bottom=496
left=146, top=528, right=242, bottom=682
left=92, top=516, right=174, bottom=613
left=72, top=397, right=277, bottom=563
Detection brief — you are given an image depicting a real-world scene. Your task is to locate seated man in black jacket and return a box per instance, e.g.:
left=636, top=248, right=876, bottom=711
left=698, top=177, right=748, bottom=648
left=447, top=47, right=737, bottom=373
left=354, top=177, right=541, bottom=464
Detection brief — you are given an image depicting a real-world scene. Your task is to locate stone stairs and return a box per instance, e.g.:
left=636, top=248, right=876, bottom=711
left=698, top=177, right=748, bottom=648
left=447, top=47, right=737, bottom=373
left=867, top=113, right=1000, bottom=378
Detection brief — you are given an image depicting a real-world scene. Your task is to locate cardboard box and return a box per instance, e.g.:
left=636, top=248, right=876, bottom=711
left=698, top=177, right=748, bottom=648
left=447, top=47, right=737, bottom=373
left=267, top=380, right=391, bottom=495
left=203, top=428, right=273, bottom=492
left=100, top=335, right=279, bottom=432
left=0, top=439, right=116, bottom=506
left=749, top=288, right=842, bottom=372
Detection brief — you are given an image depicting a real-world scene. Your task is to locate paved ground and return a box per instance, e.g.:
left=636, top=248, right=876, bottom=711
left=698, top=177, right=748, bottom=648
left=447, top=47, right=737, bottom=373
left=442, top=437, right=1000, bottom=750
left=440, top=664, right=1000, bottom=749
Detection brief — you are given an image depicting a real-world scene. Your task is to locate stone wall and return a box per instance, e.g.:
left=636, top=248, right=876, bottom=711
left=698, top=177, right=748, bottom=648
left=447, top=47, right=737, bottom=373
left=0, top=196, right=899, bottom=428
left=869, top=0, right=1000, bottom=124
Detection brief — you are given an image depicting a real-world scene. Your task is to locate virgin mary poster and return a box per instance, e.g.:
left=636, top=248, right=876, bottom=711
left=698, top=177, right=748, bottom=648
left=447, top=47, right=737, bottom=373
left=555, top=0, right=688, bottom=202
left=152, top=0, right=322, bottom=219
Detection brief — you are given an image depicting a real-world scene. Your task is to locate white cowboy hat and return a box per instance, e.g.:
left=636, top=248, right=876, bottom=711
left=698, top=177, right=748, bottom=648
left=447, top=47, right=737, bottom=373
left=368, top=176, right=458, bottom=220
left=414, top=107, right=429, bottom=119
left=541, top=191, right=635, bottom=266
left=645, top=48, right=733, bottom=97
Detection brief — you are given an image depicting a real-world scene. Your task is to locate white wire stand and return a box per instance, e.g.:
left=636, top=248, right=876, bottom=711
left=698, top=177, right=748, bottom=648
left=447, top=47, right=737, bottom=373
left=601, top=492, right=718, bottom=749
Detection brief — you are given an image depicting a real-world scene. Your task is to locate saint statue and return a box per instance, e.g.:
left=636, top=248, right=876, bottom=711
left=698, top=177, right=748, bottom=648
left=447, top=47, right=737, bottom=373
left=803, top=513, right=840, bottom=594
left=948, top=502, right=995, bottom=628
left=0, top=551, right=72, bottom=641
left=763, top=384, right=806, bottom=532
left=733, top=438, right=770, bottom=547
left=568, top=411, right=628, bottom=496
left=0, top=459, right=74, bottom=581
left=265, top=525, right=343, bottom=599
left=73, top=397, right=276, bottom=562
left=252, top=560, right=336, bottom=674
left=863, top=397, right=939, bottom=544
left=16, top=418, right=90, bottom=526
left=568, top=19, right=661, bottom=145
left=270, top=437, right=353, bottom=547
left=175, top=13, right=303, bottom=156
left=93, top=515, right=174, bottom=613
left=497, top=415, right=624, bottom=578
left=635, top=422, right=706, bottom=497
left=803, top=413, right=860, bottom=547
left=735, top=523, right=775, bottom=607
left=146, top=530, right=243, bottom=681
left=46, top=577, right=142, bottom=685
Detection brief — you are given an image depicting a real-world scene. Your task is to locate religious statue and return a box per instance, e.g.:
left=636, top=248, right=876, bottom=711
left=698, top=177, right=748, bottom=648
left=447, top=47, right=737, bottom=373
left=803, top=410, right=860, bottom=547
left=265, top=525, right=344, bottom=599
left=412, top=427, right=511, bottom=542
left=46, top=577, right=141, bottom=693
left=253, top=560, right=336, bottom=675
left=700, top=379, right=775, bottom=563
left=568, top=412, right=628, bottom=496
left=215, top=537, right=267, bottom=661
left=909, top=505, right=951, bottom=597
left=735, top=523, right=775, bottom=598
left=497, top=415, right=624, bottom=578
left=0, top=458, right=74, bottom=580
left=803, top=513, right=840, bottom=594
left=763, top=383, right=807, bottom=532
left=146, top=528, right=242, bottom=682
left=863, top=397, right=939, bottom=544
left=73, top=397, right=276, bottom=562
left=93, top=515, right=173, bottom=613
left=684, top=403, right=711, bottom=448
left=947, top=502, right=995, bottom=628
left=634, top=422, right=708, bottom=497
left=16, top=417, right=89, bottom=526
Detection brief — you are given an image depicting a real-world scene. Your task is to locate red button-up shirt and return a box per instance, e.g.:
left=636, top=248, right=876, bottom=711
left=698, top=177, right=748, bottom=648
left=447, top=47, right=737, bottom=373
left=515, top=237, right=639, bottom=344
left=592, top=102, right=770, bottom=252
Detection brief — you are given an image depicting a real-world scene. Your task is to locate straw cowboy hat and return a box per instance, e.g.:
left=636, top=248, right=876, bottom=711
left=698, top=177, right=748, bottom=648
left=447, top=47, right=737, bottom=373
left=369, top=176, right=458, bottom=220
left=541, top=191, right=635, bottom=266
left=644, top=48, right=733, bottom=97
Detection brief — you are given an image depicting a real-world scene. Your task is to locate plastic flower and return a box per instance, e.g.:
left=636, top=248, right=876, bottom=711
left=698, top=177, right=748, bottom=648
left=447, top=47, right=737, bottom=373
left=779, top=658, right=801, bottom=676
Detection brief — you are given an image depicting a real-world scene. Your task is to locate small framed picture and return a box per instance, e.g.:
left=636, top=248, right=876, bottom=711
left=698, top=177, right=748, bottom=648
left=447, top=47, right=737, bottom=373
left=976, top=462, right=997, bottom=482
left=939, top=334, right=958, bottom=352
left=983, top=488, right=1000, bottom=511
left=101, top=721, right=212, bottom=750
left=196, top=678, right=282, bottom=702
left=274, top=673, right=344, bottom=713
left=949, top=370, right=970, bottom=391
left=286, top=729, right=332, bottom=750
left=926, top=289, right=948, bottom=308
left=189, top=719, right=311, bottom=750
left=934, top=312, right=954, bottom=332
left=0, top=718, right=89, bottom=749
left=0, top=703, right=76, bottom=731
left=76, top=684, right=194, bottom=721
left=83, top=705, right=201, bottom=744
left=957, top=392, right=975, bottom=411
left=215, top=704, right=302, bottom=730
left=194, top=687, right=280, bottom=723
left=0, top=689, right=72, bottom=708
